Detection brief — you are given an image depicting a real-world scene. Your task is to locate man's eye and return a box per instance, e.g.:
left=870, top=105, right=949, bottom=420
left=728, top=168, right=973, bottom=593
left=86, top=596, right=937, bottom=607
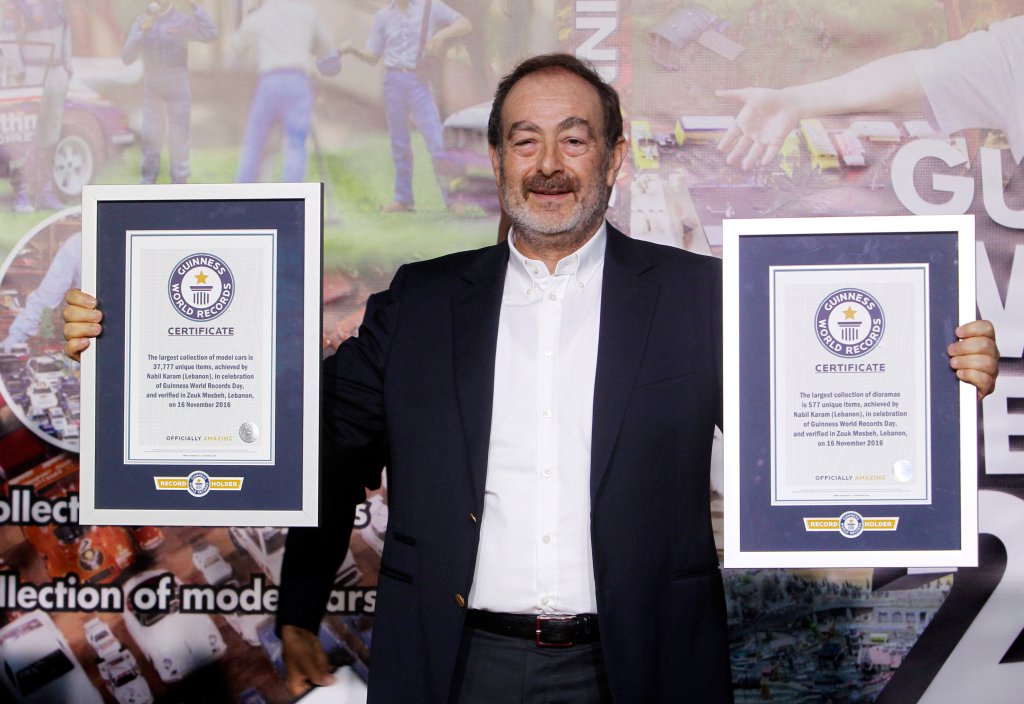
left=563, top=138, right=588, bottom=155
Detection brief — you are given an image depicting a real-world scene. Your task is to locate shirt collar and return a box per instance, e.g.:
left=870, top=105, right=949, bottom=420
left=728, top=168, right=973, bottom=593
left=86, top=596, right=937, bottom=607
left=506, top=222, right=606, bottom=292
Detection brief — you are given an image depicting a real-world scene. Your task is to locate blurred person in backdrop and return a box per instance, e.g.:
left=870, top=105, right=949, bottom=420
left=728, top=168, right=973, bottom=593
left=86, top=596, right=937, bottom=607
left=122, top=0, right=217, bottom=185
left=1, top=0, right=71, bottom=212
left=341, top=0, right=471, bottom=212
left=1, top=232, right=78, bottom=352
left=233, top=0, right=338, bottom=183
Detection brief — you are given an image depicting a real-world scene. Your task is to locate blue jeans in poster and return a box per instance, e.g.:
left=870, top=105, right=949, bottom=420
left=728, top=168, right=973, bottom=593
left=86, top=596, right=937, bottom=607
left=383, top=69, right=449, bottom=207
left=236, top=69, right=312, bottom=183
left=140, top=69, right=192, bottom=184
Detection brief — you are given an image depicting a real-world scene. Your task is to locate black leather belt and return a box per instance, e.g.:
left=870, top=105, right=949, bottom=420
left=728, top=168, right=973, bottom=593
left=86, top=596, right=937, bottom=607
left=465, top=610, right=600, bottom=647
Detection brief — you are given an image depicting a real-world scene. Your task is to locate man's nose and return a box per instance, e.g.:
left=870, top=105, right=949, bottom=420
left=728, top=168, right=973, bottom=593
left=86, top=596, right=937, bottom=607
left=537, top=140, right=563, bottom=176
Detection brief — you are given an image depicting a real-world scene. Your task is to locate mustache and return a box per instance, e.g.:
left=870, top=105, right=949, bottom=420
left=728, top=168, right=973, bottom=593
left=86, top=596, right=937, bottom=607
left=521, top=172, right=580, bottom=198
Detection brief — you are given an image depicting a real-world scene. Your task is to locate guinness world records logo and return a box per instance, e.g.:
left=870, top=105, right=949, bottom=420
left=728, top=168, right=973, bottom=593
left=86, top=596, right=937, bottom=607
left=168, top=253, right=234, bottom=322
left=814, top=288, right=885, bottom=358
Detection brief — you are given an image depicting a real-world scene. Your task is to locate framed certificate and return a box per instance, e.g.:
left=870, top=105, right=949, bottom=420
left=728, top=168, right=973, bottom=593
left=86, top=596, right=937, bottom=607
left=723, top=215, right=977, bottom=568
left=79, top=184, right=321, bottom=526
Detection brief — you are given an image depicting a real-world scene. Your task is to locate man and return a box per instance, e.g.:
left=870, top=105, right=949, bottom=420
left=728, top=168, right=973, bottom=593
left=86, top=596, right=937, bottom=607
left=2, top=0, right=72, bottom=212
left=121, top=0, right=218, bottom=185
left=63, top=54, right=1000, bottom=701
left=233, top=0, right=337, bottom=183
left=341, top=0, right=471, bottom=212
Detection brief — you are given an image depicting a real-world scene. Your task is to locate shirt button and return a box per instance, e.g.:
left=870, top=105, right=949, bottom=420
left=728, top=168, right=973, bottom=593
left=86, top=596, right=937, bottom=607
left=531, top=266, right=538, bottom=274
left=543, top=349, right=553, bottom=357
left=542, top=468, right=552, bottom=478
left=548, top=293, right=557, bottom=301
left=578, top=281, right=585, bottom=288
left=541, top=596, right=550, bottom=606
left=542, top=535, right=551, bottom=544
left=541, top=409, right=552, bottom=418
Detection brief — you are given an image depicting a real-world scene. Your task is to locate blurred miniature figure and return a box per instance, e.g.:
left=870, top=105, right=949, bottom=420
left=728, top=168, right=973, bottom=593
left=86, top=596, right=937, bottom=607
left=122, top=0, right=217, bottom=185
left=341, top=0, right=471, bottom=212
left=1, top=0, right=72, bottom=212
left=1, top=231, right=79, bottom=352
left=233, top=0, right=338, bottom=183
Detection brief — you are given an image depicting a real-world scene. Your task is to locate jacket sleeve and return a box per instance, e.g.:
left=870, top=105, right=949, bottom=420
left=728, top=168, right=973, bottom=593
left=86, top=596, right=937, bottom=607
left=277, top=266, right=405, bottom=634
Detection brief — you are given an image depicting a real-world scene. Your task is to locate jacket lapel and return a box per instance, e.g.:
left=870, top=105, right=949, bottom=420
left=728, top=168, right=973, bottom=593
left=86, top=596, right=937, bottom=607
left=451, top=244, right=508, bottom=508
left=591, top=226, right=659, bottom=501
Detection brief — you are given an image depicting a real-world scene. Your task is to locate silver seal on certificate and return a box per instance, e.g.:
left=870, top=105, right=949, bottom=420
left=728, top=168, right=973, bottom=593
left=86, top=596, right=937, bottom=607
left=893, top=460, right=914, bottom=483
left=239, top=422, right=259, bottom=443
left=168, top=253, right=235, bottom=322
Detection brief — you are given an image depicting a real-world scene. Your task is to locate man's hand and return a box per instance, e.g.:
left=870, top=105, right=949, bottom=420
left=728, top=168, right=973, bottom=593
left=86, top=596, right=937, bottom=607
left=716, top=87, right=800, bottom=170
left=62, top=289, right=102, bottom=362
left=281, top=624, right=335, bottom=695
left=424, top=35, right=445, bottom=56
left=948, top=320, right=999, bottom=400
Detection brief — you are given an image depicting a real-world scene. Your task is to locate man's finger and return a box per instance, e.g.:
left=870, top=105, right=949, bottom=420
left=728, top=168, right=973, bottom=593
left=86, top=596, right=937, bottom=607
left=65, top=288, right=97, bottom=309
left=947, top=335, right=999, bottom=361
left=955, top=319, right=995, bottom=341
left=950, top=352, right=999, bottom=378
left=63, top=337, right=90, bottom=363
left=63, top=304, right=102, bottom=324
left=64, top=321, right=102, bottom=341
left=955, top=368, right=997, bottom=400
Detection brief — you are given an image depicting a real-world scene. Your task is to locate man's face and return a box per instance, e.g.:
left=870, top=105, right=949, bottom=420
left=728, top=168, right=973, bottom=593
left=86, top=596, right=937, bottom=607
left=490, top=69, right=625, bottom=246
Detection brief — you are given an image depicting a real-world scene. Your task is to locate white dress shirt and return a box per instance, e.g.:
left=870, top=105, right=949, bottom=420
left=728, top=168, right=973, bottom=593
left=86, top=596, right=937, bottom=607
left=466, top=225, right=605, bottom=615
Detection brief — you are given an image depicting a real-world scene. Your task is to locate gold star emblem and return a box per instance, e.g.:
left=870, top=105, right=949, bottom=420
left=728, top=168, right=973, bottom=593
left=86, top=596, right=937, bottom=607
left=195, top=271, right=209, bottom=284
left=842, top=306, right=857, bottom=320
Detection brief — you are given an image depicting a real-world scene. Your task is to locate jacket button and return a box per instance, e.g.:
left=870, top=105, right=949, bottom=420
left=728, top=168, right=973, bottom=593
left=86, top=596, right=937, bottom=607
left=469, top=512, right=478, bottom=524
left=455, top=593, right=466, bottom=608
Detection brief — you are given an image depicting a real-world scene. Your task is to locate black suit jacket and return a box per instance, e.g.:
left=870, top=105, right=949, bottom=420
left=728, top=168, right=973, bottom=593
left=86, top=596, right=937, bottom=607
left=279, top=225, right=732, bottom=702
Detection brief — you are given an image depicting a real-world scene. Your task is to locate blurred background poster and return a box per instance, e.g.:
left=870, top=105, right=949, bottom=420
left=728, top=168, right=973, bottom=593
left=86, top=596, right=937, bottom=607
left=0, top=1, right=1022, bottom=701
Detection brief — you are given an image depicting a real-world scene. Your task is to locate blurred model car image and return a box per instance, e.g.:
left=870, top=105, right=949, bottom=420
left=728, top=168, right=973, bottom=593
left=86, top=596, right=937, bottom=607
left=130, top=526, right=164, bottom=552
left=439, top=101, right=499, bottom=211
left=218, top=579, right=271, bottom=647
left=83, top=617, right=120, bottom=660
left=0, top=611, right=103, bottom=703
left=26, top=355, right=63, bottom=389
left=97, top=645, right=153, bottom=704
left=121, top=571, right=227, bottom=683
left=228, top=526, right=285, bottom=583
left=22, top=520, right=135, bottom=583
left=191, top=540, right=232, bottom=585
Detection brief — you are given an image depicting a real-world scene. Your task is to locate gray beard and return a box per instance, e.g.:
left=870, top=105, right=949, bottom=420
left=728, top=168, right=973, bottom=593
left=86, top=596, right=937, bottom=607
left=499, top=168, right=610, bottom=259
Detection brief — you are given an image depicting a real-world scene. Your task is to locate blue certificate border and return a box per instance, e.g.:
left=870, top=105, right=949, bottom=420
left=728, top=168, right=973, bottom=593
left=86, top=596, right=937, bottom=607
left=92, top=198, right=310, bottom=513
left=739, top=231, right=961, bottom=552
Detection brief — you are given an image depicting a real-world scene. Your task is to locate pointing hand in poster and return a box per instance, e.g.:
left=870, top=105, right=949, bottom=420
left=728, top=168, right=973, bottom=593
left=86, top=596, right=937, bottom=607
left=716, top=15, right=1024, bottom=170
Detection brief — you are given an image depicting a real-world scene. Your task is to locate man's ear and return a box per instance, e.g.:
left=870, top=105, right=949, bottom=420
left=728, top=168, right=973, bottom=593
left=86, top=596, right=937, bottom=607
left=606, top=136, right=627, bottom=187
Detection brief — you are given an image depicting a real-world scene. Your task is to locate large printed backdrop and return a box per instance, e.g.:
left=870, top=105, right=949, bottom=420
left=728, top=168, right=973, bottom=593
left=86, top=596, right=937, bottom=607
left=0, top=1, right=1021, bottom=702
